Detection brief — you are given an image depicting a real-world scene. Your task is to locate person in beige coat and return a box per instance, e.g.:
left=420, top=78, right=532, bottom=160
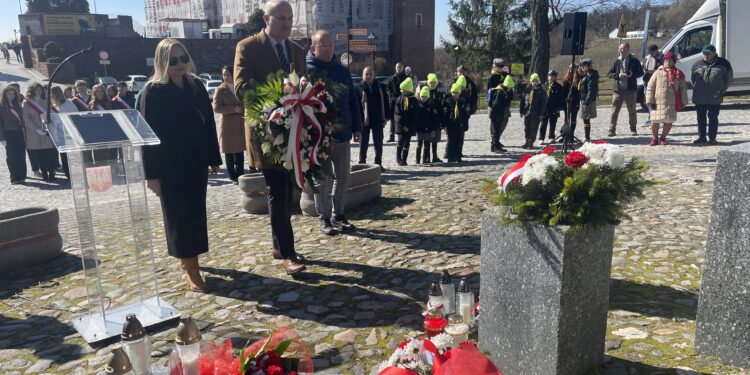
left=212, top=65, right=246, bottom=183
left=646, top=52, right=688, bottom=146
left=22, top=83, right=58, bottom=181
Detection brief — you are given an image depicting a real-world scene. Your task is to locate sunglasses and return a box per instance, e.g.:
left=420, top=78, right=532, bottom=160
left=169, top=54, right=190, bottom=67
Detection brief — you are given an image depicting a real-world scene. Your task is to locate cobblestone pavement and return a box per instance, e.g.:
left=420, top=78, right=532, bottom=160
left=2, top=76, right=750, bottom=375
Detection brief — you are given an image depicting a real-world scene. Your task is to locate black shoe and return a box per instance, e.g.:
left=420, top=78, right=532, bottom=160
left=10, top=180, right=22, bottom=185
left=332, top=215, right=356, bottom=232
left=631, top=130, right=638, bottom=136
left=693, top=138, right=707, bottom=144
left=708, top=139, right=719, bottom=145
left=387, top=135, right=395, bottom=142
left=320, top=218, right=336, bottom=236
left=498, top=142, right=505, bottom=148
left=378, top=164, right=386, bottom=172
left=493, top=147, right=507, bottom=153
left=432, top=157, right=443, bottom=163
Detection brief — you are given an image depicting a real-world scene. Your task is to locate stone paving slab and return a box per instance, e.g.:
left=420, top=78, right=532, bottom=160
left=2, top=104, right=750, bottom=374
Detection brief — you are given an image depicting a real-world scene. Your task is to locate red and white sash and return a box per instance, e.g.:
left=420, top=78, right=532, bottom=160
left=26, top=99, right=47, bottom=115
left=113, top=96, right=131, bottom=109
left=95, top=104, right=105, bottom=111
left=72, top=97, right=88, bottom=111
left=7, top=108, right=22, bottom=125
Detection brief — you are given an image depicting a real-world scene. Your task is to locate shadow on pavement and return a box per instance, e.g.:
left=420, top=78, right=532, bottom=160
left=0, top=72, right=30, bottom=82
left=343, top=228, right=479, bottom=256
left=598, top=356, right=710, bottom=375
left=609, top=278, right=697, bottom=320
left=0, top=314, right=81, bottom=363
left=0, top=252, right=82, bottom=295
left=349, top=196, right=414, bottom=220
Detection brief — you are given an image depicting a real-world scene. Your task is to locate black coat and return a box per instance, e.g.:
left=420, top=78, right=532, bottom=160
left=542, top=81, right=565, bottom=115
left=607, top=54, right=644, bottom=92
left=488, top=86, right=510, bottom=123
left=520, top=85, right=548, bottom=118
left=394, top=94, right=419, bottom=135
left=387, top=73, right=407, bottom=102
left=137, top=77, right=222, bottom=258
left=579, top=70, right=600, bottom=105
left=416, top=97, right=439, bottom=133
left=443, top=94, right=471, bottom=131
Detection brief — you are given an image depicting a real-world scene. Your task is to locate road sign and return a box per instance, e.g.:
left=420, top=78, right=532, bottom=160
left=617, top=14, right=628, bottom=38
left=349, top=40, right=369, bottom=46
left=336, top=34, right=347, bottom=41
left=510, top=63, right=524, bottom=75
left=350, top=44, right=376, bottom=52
left=348, top=28, right=368, bottom=36
left=99, top=60, right=110, bottom=65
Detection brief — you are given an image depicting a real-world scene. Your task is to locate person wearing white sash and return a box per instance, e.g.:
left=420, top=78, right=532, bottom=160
left=22, top=83, right=57, bottom=181
left=0, top=86, right=27, bottom=184
left=72, top=80, right=90, bottom=111
left=114, top=81, right=135, bottom=109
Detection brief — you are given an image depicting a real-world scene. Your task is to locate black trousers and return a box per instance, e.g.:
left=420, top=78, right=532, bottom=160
left=262, top=168, right=296, bottom=259
left=60, top=152, right=70, bottom=178
left=28, top=148, right=57, bottom=176
left=446, top=127, right=465, bottom=161
left=4, top=130, right=27, bottom=182
left=389, top=100, right=397, bottom=136
left=359, top=125, right=384, bottom=164
left=524, top=115, right=542, bottom=140
left=696, top=104, right=721, bottom=140
left=28, top=149, right=39, bottom=171
left=539, top=112, right=559, bottom=139
left=225, top=152, right=244, bottom=181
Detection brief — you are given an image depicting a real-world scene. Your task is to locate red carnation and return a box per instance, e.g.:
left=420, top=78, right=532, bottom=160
left=313, top=81, right=325, bottom=92
left=263, top=352, right=283, bottom=368
left=541, top=146, right=556, bottom=155
left=264, top=365, right=284, bottom=375
left=316, top=92, right=328, bottom=102
left=565, top=151, right=589, bottom=168
left=289, top=372, right=298, bottom=375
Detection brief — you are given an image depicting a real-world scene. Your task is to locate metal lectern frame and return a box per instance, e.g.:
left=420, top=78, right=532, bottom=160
left=48, top=109, right=179, bottom=343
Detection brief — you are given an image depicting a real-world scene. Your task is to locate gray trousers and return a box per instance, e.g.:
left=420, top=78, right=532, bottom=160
left=312, top=141, right=350, bottom=219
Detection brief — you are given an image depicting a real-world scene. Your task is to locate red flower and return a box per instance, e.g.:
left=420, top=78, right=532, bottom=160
left=565, top=151, right=589, bottom=168
left=264, top=365, right=284, bottom=375
left=593, top=139, right=607, bottom=144
left=263, top=351, right=283, bottom=368
left=313, top=81, right=325, bottom=92
left=316, top=92, right=328, bottom=102
left=518, top=153, right=534, bottom=164
left=289, top=372, right=298, bottom=375
left=541, top=146, right=556, bottom=155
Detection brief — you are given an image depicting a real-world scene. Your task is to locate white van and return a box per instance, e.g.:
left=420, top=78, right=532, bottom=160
left=660, top=0, right=750, bottom=96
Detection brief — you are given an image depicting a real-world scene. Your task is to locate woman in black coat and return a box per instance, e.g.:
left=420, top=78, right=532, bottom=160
left=136, top=38, right=222, bottom=293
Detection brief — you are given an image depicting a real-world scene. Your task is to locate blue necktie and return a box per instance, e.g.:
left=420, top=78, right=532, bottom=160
left=276, top=43, right=289, bottom=73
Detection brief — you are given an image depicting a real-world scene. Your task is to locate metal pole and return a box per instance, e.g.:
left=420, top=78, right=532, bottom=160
left=347, top=0, right=352, bottom=74
left=18, top=0, right=22, bottom=13
left=371, top=51, right=375, bottom=68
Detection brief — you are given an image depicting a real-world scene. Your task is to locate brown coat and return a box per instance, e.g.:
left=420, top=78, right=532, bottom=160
left=22, top=99, right=55, bottom=150
left=233, top=29, right=307, bottom=169
left=212, top=82, right=246, bottom=154
left=646, top=66, right=688, bottom=124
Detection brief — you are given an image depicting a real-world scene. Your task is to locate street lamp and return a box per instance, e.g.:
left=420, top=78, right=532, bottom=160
left=367, top=32, right=376, bottom=69
left=453, top=45, right=461, bottom=71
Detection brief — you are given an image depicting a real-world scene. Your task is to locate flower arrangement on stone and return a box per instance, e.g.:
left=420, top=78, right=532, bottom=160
left=243, top=70, right=343, bottom=189
left=483, top=142, right=653, bottom=231
left=171, top=327, right=313, bottom=375
left=375, top=336, right=504, bottom=375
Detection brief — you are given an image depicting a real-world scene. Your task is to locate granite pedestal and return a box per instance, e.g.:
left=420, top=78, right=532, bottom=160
left=479, top=207, right=615, bottom=375
left=695, top=142, right=750, bottom=367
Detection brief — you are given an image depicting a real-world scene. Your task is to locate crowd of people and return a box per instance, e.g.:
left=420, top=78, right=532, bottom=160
left=1, top=42, right=23, bottom=64
left=0, top=0, right=737, bottom=286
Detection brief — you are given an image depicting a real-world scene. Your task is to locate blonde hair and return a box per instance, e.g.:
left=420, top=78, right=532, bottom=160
left=149, top=38, right=198, bottom=86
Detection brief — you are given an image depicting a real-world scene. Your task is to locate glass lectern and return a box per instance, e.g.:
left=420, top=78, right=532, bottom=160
left=48, top=109, right=179, bottom=343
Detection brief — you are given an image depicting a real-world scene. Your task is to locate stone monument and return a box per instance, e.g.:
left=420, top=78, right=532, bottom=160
left=695, top=142, right=750, bottom=367
left=479, top=207, right=615, bottom=375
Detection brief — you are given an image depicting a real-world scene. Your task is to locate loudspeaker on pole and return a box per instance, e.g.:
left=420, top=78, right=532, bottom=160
left=560, top=12, right=588, bottom=56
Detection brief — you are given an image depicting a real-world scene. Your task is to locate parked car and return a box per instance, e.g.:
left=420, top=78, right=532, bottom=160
left=351, top=75, right=363, bottom=87
left=95, top=76, right=117, bottom=86
left=125, top=75, right=148, bottom=92
left=205, top=80, right=222, bottom=97
left=199, top=73, right=221, bottom=83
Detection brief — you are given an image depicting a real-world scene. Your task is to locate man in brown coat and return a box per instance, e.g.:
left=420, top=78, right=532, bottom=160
left=234, top=0, right=307, bottom=275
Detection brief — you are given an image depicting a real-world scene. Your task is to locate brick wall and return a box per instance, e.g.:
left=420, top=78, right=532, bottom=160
left=28, top=35, right=239, bottom=83
left=391, top=0, right=435, bottom=80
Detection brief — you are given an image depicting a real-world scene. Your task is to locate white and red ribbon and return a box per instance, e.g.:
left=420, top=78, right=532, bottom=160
left=26, top=99, right=47, bottom=115
left=268, top=80, right=327, bottom=189
left=499, top=160, right=527, bottom=192
left=72, top=97, right=88, bottom=111
left=113, top=96, right=131, bottom=109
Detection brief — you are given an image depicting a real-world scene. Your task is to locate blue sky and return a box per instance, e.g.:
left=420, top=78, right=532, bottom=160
left=2, top=1, right=451, bottom=46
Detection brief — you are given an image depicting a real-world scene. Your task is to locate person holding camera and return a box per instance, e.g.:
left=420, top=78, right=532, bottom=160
left=607, top=42, right=643, bottom=137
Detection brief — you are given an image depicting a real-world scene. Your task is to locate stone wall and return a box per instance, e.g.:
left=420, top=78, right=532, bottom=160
left=28, top=35, right=239, bottom=82
left=391, top=0, right=435, bottom=79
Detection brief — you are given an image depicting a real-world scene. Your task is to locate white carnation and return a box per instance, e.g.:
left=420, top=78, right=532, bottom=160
left=578, top=143, right=625, bottom=168
left=431, top=333, right=453, bottom=353
left=521, top=154, right=559, bottom=185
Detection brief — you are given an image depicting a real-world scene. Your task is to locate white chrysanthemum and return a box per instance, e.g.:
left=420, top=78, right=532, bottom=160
left=579, top=143, right=625, bottom=168
left=273, top=134, right=285, bottom=146
left=430, top=333, right=453, bottom=353
left=603, top=145, right=624, bottom=167
left=521, top=154, right=559, bottom=185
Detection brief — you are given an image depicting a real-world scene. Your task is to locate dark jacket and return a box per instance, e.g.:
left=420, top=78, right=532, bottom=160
left=358, top=80, right=388, bottom=127
left=487, top=73, right=502, bottom=92
left=454, top=75, right=478, bottom=114
left=416, top=96, right=439, bottom=133
left=488, top=86, right=510, bottom=123
left=520, top=84, right=548, bottom=118
left=691, top=57, right=733, bottom=105
left=306, top=51, right=363, bottom=142
left=394, top=93, right=419, bottom=135
left=607, top=54, right=644, bottom=92
left=0, top=102, right=25, bottom=142
left=579, top=69, right=600, bottom=105
left=542, top=81, right=564, bottom=115
left=443, top=94, right=471, bottom=132
left=429, top=88, right=447, bottom=128
left=387, top=72, right=407, bottom=102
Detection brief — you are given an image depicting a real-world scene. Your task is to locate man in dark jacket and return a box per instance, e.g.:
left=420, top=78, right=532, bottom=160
left=691, top=44, right=733, bottom=145
left=607, top=42, right=643, bottom=136
left=539, top=70, right=564, bottom=143
left=386, top=62, right=406, bottom=142
left=358, top=66, right=388, bottom=169
left=307, top=29, right=363, bottom=236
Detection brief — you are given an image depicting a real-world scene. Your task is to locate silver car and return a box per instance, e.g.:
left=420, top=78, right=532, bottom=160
left=205, top=80, right=222, bottom=97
